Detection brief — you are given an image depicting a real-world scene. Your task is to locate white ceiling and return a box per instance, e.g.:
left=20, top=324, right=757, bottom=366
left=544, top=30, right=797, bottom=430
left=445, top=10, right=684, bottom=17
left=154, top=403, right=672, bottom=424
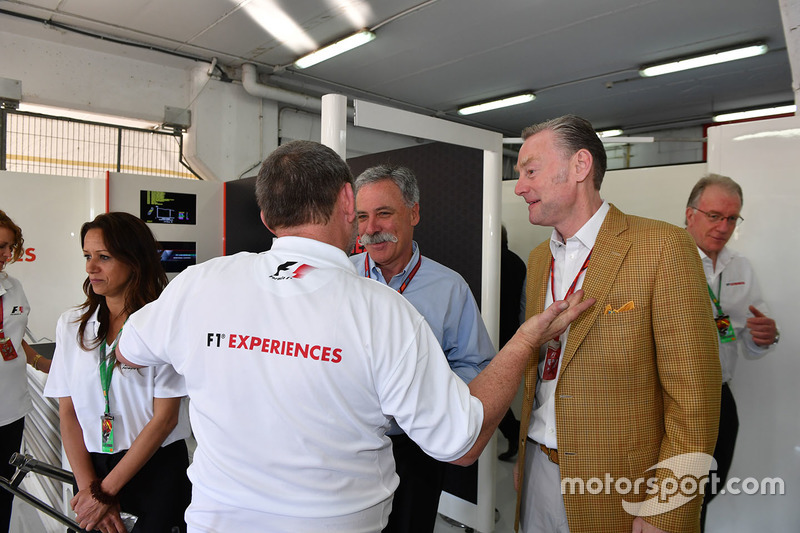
left=0, top=0, right=793, bottom=136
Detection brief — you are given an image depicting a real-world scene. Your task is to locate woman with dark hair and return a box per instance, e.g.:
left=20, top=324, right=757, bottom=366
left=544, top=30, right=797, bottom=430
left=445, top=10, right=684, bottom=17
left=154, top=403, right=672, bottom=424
left=0, top=209, right=50, bottom=533
left=44, top=212, right=191, bottom=533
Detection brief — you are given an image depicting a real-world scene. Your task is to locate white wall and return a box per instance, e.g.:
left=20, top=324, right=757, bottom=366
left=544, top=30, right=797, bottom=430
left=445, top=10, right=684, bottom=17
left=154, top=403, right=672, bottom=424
left=502, top=125, right=797, bottom=529
left=1, top=172, right=105, bottom=341
left=501, top=162, right=709, bottom=447
left=605, top=126, right=706, bottom=171
left=705, top=116, right=800, bottom=531
left=501, top=162, right=708, bottom=260
left=1, top=30, right=423, bottom=183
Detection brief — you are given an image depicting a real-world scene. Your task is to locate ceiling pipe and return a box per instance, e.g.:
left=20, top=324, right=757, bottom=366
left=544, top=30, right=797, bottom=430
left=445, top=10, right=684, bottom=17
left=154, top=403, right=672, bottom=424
left=241, top=63, right=355, bottom=120
left=241, top=63, right=322, bottom=112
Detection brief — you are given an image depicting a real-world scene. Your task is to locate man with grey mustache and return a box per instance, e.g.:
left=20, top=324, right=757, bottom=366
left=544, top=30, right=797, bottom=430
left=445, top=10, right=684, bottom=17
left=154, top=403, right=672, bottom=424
left=350, top=165, right=495, bottom=533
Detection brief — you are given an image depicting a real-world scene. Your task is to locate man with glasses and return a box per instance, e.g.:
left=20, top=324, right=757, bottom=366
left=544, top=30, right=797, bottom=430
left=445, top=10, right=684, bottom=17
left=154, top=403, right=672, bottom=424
left=685, top=173, right=779, bottom=531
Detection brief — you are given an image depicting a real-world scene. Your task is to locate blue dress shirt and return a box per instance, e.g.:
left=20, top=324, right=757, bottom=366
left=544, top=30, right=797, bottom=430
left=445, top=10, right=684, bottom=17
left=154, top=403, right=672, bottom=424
left=351, top=241, right=495, bottom=385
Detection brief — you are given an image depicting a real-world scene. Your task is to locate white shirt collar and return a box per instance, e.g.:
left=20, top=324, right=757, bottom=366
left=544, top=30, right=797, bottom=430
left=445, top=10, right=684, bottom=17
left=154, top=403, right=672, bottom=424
left=550, top=200, right=610, bottom=253
left=697, top=245, right=732, bottom=278
left=365, top=241, right=420, bottom=282
left=270, top=236, right=356, bottom=273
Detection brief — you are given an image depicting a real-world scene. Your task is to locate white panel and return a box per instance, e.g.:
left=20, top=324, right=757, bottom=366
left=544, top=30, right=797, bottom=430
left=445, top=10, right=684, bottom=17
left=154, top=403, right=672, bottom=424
left=500, top=163, right=709, bottom=423
left=321, top=93, right=348, bottom=158
left=704, top=116, right=800, bottom=531
left=600, top=163, right=709, bottom=226
left=108, top=173, right=223, bottom=275
left=501, top=180, right=552, bottom=263
left=501, top=163, right=708, bottom=262
left=353, top=99, right=502, bottom=532
left=503, top=123, right=798, bottom=530
left=354, top=100, right=502, bottom=152
left=1, top=171, right=106, bottom=341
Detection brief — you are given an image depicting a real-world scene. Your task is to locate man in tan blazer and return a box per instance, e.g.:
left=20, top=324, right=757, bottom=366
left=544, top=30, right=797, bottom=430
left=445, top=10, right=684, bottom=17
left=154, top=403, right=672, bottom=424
left=512, top=115, right=721, bottom=533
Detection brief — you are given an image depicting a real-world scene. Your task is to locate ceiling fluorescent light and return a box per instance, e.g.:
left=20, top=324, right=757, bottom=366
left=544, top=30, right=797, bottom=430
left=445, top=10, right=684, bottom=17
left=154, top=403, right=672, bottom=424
left=458, top=93, right=535, bottom=115
left=597, top=129, right=623, bottom=138
left=713, top=104, right=796, bottom=122
left=639, top=43, right=768, bottom=78
left=294, top=30, right=375, bottom=69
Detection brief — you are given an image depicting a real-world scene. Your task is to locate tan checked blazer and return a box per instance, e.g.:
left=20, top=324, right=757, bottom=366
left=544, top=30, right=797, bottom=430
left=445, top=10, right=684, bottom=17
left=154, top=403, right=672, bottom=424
left=514, top=205, right=721, bottom=533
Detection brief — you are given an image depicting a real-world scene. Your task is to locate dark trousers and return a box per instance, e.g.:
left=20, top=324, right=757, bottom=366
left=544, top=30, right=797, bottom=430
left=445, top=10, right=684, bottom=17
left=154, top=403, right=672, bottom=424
left=82, top=439, right=191, bottom=533
left=0, top=417, right=25, bottom=533
left=383, top=433, right=446, bottom=533
left=498, top=408, right=519, bottom=443
left=700, top=383, right=739, bottom=532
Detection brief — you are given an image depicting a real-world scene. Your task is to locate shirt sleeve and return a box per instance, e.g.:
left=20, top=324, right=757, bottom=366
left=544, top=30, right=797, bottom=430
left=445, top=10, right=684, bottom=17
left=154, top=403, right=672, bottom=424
left=442, top=282, right=496, bottom=384
left=118, top=272, right=187, bottom=368
left=43, top=312, right=74, bottom=399
left=153, top=364, right=188, bottom=398
left=376, top=315, right=484, bottom=462
left=737, top=259, right=775, bottom=359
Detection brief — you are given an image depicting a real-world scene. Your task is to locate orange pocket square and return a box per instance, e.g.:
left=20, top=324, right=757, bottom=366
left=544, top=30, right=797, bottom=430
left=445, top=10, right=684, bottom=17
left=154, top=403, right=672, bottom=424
left=604, top=301, right=635, bottom=314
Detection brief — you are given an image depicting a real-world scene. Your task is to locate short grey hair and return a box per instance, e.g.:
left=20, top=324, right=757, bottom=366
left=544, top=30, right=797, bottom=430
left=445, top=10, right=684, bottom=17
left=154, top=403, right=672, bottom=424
left=687, top=174, right=743, bottom=208
left=354, top=165, right=419, bottom=207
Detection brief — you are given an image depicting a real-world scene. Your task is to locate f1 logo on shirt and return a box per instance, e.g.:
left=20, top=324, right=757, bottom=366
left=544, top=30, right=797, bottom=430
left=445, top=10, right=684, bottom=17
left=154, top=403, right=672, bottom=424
left=10, top=306, right=25, bottom=315
left=269, top=261, right=316, bottom=280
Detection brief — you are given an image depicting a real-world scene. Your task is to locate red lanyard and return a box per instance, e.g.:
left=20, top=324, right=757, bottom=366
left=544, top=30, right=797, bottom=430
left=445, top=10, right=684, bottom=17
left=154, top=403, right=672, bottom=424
left=364, top=254, right=422, bottom=295
left=550, top=248, right=593, bottom=303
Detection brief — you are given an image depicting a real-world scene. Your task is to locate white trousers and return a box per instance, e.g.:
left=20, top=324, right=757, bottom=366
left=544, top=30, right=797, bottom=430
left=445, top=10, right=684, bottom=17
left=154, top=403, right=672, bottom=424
left=520, top=443, right=570, bottom=533
left=186, top=486, right=391, bottom=533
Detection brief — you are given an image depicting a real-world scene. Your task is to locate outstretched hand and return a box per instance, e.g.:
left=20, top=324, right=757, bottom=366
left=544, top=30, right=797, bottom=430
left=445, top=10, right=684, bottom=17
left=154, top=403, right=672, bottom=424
left=516, top=290, right=596, bottom=350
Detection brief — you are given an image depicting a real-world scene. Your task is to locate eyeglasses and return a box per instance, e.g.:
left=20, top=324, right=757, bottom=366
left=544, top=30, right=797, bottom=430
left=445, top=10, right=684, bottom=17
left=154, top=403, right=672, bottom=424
left=691, top=207, right=743, bottom=226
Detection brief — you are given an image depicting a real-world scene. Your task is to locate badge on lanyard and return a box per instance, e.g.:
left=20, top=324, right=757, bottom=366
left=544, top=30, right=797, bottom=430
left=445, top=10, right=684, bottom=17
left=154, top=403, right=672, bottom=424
left=99, top=329, right=124, bottom=453
left=542, top=249, right=593, bottom=382
left=101, top=413, right=115, bottom=452
left=542, top=338, right=561, bottom=381
left=0, top=297, right=19, bottom=361
left=0, top=334, right=19, bottom=361
left=715, top=314, right=737, bottom=344
left=708, top=279, right=736, bottom=344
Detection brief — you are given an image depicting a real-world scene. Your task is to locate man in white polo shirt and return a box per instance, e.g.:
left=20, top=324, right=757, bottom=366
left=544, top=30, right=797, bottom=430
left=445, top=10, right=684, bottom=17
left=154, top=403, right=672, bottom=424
left=116, top=140, right=593, bottom=533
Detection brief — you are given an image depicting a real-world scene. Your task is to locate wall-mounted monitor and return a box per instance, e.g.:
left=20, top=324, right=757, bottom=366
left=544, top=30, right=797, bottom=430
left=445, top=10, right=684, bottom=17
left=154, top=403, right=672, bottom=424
left=141, top=190, right=196, bottom=225
left=157, top=241, right=196, bottom=273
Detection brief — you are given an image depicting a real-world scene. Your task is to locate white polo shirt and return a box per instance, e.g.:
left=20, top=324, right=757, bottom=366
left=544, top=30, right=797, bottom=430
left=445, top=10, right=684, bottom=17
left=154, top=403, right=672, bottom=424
left=119, top=236, right=483, bottom=528
left=44, top=307, right=191, bottom=453
left=1, top=274, right=32, bottom=426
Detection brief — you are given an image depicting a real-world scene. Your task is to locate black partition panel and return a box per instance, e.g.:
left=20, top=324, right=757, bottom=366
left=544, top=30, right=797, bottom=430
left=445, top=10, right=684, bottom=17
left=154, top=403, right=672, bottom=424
left=224, top=144, right=485, bottom=303
left=224, top=176, right=275, bottom=254
left=348, top=142, right=484, bottom=308
left=349, top=142, right=484, bottom=505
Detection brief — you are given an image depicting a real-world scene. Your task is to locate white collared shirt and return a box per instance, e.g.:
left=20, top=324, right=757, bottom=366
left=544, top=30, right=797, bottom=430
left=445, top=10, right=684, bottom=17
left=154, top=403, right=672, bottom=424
left=0, top=273, right=32, bottom=425
left=698, top=246, right=773, bottom=383
left=528, top=201, right=610, bottom=449
left=119, top=236, right=483, bottom=524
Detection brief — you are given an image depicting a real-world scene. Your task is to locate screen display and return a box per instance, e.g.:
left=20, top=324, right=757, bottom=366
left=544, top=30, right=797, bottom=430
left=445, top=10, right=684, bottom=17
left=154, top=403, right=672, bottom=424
left=141, top=190, right=196, bottom=225
left=157, top=241, right=196, bottom=273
